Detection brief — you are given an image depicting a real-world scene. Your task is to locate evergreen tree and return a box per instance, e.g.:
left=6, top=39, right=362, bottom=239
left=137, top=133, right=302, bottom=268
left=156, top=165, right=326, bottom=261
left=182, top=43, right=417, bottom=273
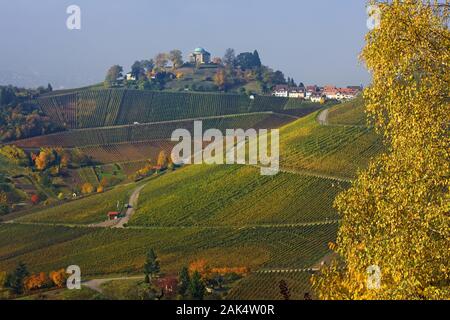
left=177, top=266, right=190, bottom=296
left=5, top=262, right=29, bottom=294
left=143, top=249, right=160, bottom=283
left=189, top=271, right=205, bottom=300
left=253, top=50, right=262, bottom=68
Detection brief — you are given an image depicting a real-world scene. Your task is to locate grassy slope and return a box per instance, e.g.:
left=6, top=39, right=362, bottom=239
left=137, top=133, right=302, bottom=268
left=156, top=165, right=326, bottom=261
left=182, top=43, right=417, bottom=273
left=227, top=271, right=313, bottom=300
left=0, top=223, right=336, bottom=275
left=280, top=111, right=382, bottom=179
left=327, top=96, right=367, bottom=126
left=17, top=184, right=134, bottom=225
left=130, top=165, right=348, bottom=227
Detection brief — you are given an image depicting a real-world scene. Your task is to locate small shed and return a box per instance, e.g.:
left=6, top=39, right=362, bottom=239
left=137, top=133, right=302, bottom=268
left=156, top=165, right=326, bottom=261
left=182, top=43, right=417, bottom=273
left=107, top=211, right=120, bottom=220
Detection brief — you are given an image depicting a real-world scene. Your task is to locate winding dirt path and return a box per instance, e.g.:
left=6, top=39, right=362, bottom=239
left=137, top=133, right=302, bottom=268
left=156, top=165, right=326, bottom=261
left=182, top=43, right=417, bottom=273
left=82, top=276, right=144, bottom=293
left=317, top=108, right=329, bottom=125
left=113, top=184, right=146, bottom=228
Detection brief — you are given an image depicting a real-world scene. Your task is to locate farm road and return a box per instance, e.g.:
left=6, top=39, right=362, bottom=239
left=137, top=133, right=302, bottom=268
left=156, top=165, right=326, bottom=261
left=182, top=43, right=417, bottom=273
left=113, top=184, right=146, bottom=228
left=82, top=276, right=144, bottom=293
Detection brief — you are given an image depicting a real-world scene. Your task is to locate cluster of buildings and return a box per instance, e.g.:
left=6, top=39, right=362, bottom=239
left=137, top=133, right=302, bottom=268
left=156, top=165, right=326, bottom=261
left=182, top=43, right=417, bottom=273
left=273, top=84, right=362, bottom=102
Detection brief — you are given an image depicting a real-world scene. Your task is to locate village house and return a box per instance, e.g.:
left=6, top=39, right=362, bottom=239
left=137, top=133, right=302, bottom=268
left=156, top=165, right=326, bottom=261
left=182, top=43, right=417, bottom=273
left=288, top=87, right=306, bottom=98
left=189, top=47, right=211, bottom=64
left=125, top=72, right=136, bottom=81
left=323, top=85, right=359, bottom=101
left=273, top=85, right=306, bottom=98
left=310, top=93, right=325, bottom=103
left=305, top=85, right=320, bottom=100
left=272, top=85, right=289, bottom=97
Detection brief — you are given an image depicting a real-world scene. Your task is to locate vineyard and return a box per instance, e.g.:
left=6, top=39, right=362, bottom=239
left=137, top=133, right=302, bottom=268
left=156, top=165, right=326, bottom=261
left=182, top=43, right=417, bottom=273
left=80, top=141, right=176, bottom=164
left=131, top=165, right=346, bottom=227
left=35, top=89, right=323, bottom=129
left=227, top=271, right=313, bottom=300
left=280, top=111, right=383, bottom=179
left=0, top=223, right=335, bottom=275
left=12, top=113, right=293, bottom=149
left=0, top=93, right=381, bottom=300
left=77, top=167, right=99, bottom=186
left=17, top=184, right=135, bottom=225
left=326, top=96, right=367, bottom=126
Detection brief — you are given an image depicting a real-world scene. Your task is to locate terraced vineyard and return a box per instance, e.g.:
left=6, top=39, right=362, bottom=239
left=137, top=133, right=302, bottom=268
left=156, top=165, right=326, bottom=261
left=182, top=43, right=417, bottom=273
left=0, top=94, right=380, bottom=300
left=77, top=167, right=99, bottom=185
left=0, top=223, right=335, bottom=275
left=36, top=89, right=322, bottom=129
left=38, top=93, right=78, bottom=129
left=80, top=141, right=176, bottom=164
left=17, top=184, right=135, bottom=225
left=131, top=165, right=347, bottom=227
left=227, top=271, right=313, bottom=300
left=280, top=111, right=383, bottom=179
left=12, top=113, right=293, bottom=148
left=327, top=96, right=367, bottom=126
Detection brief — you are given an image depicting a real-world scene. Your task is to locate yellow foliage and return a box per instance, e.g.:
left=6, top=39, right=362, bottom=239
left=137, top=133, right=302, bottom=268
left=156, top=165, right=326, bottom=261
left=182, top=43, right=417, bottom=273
left=189, top=259, right=211, bottom=277
left=81, top=182, right=94, bottom=194
left=24, top=272, right=51, bottom=291
left=49, top=269, right=67, bottom=288
left=313, top=0, right=450, bottom=300
left=157, top=150, right=169, bottom=168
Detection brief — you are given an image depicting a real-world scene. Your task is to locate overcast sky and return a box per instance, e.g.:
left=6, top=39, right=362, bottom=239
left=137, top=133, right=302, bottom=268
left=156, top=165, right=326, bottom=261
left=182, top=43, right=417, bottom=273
left=0, top=0, right=372, bottom=89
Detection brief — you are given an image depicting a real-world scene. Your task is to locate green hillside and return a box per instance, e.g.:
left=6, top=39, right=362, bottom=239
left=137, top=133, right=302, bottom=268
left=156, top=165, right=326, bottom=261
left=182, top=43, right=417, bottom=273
left=279, top=110, right=382, bottom=179
left=326, top=96, right=367, bottom=126
left=130, top=165, right=347, bottom=227
left=0, top=96, right=380, bottom=300
left=0, top=223, right=336, bottom=276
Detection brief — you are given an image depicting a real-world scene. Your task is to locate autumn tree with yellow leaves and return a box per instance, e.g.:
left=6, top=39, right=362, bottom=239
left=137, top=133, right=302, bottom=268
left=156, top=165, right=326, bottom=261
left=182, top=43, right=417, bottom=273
left=313, top=0, right=449, bottom=299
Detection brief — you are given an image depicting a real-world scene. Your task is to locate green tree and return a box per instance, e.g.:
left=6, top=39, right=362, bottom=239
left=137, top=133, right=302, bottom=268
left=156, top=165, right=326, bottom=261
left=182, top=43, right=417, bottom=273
left=223, top=48, right=236, bottom=67
left=131, top=61, right=145, bottom=80
left=141, top=59, right=154, bottom=73
left=143, top=249, right=160, bottom=283
left=169, top=50, right=184, bottom=69
left=313, top=0, right=450, bottom=300
left=177, top=266, right=190, bottom=296
left=154, top=53, right=169, bottom=70
left=189, top=271, right=205, bottom=300
left=5, top=262, right=29, bottom=295
left=104, top=65, right=123, bottom=88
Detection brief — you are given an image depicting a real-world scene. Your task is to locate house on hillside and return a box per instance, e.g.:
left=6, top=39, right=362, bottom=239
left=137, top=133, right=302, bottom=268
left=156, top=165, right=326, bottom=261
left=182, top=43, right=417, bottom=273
left=310, top=94, right=325, bottom=103
left=288, top=87, right=306, bottom=99
left=273, top=85, right=306, bottom=99
left=125, top=72, right=136, bottom=81
left=305, top=85, right=320, bottom=100
left=323, top=86, right=359, bottom=101
left=272, top=85, right=289, bottom=97
left=189, top=47, right=211, bottom=64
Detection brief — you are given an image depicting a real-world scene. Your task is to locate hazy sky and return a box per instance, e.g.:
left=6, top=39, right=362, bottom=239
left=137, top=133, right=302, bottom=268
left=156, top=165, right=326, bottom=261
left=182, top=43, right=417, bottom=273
left=0, top=0, right=372, bottom=89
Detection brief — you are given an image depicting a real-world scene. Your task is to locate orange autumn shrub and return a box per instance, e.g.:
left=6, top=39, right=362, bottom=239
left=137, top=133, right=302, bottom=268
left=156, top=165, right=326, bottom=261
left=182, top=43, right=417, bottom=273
left=49, top=269, right=67, bottom=288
